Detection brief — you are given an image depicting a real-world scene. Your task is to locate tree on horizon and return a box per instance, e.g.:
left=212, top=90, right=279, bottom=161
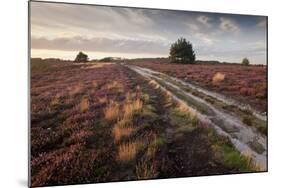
left=169, top=37, right=196, bottom=64
left=242, top=58, right=250, bottom=66
left=74, top=51, right=89, bottom=63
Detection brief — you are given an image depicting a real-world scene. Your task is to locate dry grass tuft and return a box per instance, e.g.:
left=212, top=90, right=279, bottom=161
left=123, top=99, right=143, bottom=119
left=135, top=159, right=158, bottom=179
left=79, top=97, right=90, bottom=112
left=104, top=81, right=123, bottom=91
left=126, top=92, right=137, bottom=102
left=212, top=72, right=225, bottom=84
left=175, top=101, right=198, bottom=117
left=145, top=145, right=157, bottom=160
left=118, top=140, right=143, bottom=161
left=148, top=80, right=160, bottom=89
left=113, top=125, right=134, bottom=142
left=98, top=96, right=108, bottom=104
left=69, top=83, right=83, bottom=96
left=104, top=101, right=120, bottom=121
left=50, top=96, right=60, bottom=107
left=117, top=118, right=132, bottom=128
left=92, top=80, right=98, bottom=88
left=241, top=151, right=263, bottom=171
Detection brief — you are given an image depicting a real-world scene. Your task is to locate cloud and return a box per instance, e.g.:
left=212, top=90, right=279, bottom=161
left=195, top=33, right=216, bottom=45
left=197, top=15, right=211, bottom=27
left=248, top=41, right=266, bottom=52
left=185, top=23, right=199, bottom=32
left=30, top=2, right=157, bottom=40
left=30, top=2, right=267, bottom=64
left=219, top=17, right=240, bottom=33
left=31, top=36, right=169, bottom=54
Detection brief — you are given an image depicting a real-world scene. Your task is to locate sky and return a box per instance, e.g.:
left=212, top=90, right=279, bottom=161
left=30, top=2, right=267, bottom=64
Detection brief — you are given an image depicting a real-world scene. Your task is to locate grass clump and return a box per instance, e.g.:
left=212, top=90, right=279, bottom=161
left=257, top=126, right=267, bottom=135
left=210, top=131, right=258, bottom=172
left=153, top=137, right=166, bottom=148
left=242, top=116, right=253, bottom=126
left=123, top=98, right=143, bottom=119
left=104, top=101, right=120, bottom=122
left=242, top=115, right=267, bottom=136
left=140, top=93, right=150, bottom=104
left=69, top=82, right=83, bottom=96
left=79, top=97, right=90, bottom=112
left=142, top=104, right=158, bottom=120
left=162, top=82, right=214, bottom=116
left=112, top=124, right=134, bottom=142
left=220, top=144, right=255, bottom=172
left=50, top=96, right=60, bottom=108
left=104, top=81, right=123, bottom=91
left=135, top=159, right=158, bottom=179
left=169, top=105, right=199, bottom=131
left=118, top=140, right=144, bottom=161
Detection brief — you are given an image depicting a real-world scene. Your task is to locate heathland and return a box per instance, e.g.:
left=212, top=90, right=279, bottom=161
left=31, top=58, right=267, bottom=187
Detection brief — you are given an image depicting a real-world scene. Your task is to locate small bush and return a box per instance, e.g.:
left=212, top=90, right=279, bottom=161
left=212, top=72, right=225, bottom=84
left=242, top=58, right=250, bottom=66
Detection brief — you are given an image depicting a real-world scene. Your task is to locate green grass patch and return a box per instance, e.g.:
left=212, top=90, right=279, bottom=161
left=169, top=107, right=199, bottom=132
left=151, top=136, right=166, bottom=149
left=209, top=130, right=256, bottom=172
left=140, top=93, right=150, bottom=104
left=220, top=144, right=253, bottom=171
left=242, top=115, right=267, bottom=136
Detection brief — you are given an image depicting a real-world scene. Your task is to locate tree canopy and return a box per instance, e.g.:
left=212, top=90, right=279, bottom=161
left=169, top=38, right=196, bottom=64
left=242, top=58, right=250, bottom=66
left=74, top=51, right=89, bottom=63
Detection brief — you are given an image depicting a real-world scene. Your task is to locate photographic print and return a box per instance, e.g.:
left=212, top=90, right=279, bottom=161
left=29, top=1, right=267, bottom=187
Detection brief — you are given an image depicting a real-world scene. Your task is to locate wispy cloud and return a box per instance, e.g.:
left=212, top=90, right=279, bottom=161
left=31, top=36, right=169, bottom=54
left=219, top=17, right=240, bottom=34
left=195, top=33, right=216, bottom=45
left=197, top=15, right=211, bottom=27
left=185, top=23, right=199, bottom=32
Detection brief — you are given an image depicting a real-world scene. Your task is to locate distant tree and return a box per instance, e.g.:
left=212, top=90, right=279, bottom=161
left=242, top=58, right=250, bottom=66
left=74, top=51, right=89, bottom=62
left=169, top=37, right=196, bottom=64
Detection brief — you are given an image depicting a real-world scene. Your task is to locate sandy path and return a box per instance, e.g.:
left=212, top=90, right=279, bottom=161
left=126, top=64, right=267, bottom=170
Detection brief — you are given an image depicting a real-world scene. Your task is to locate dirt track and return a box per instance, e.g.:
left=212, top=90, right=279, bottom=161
left=126, top=64, right=267, bottom=170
